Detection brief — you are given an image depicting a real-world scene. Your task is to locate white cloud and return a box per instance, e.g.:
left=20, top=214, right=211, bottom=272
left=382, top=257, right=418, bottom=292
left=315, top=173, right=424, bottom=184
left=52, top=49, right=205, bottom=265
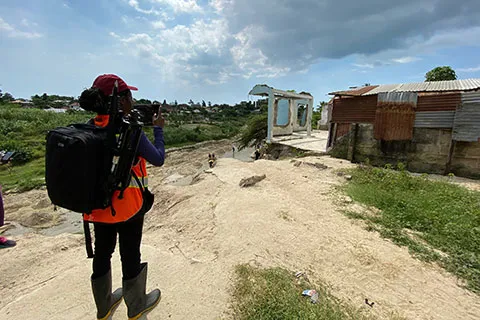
left=114, top=20, right=229, bottom=82
left=151, top=20, right=166, bottom=29
left=353, top=56, right=420, bottom=69
left=150, top=0, right=202, bottom=13
left=207, top=0, right=480, bottom=73
left=392, top=56, right=420, bottom=64
left=112, top=17, right=289, bottom=83
left=458, top=66, right=480, bottom=73
left=230, top=25, right=290, bottom=78
left=208, top=0, right=232, bottom=14
left=353, top=63, right=375, bottom=69
left=128, top=0, right=162, bottom=15
left=20, top=18, right=38, bottom=27
left=0, top=17, right=42, bottom=39
left=114, top=0, right=480, bottom=83
left=128, top=0, right=202, bottom=15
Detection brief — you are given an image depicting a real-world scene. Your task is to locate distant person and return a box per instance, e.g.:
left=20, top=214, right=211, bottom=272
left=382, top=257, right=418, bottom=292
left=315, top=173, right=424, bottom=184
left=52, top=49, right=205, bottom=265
left=0, top=184, right=16, bottom=249
left=254, top=149, right=261, bottom=160
left=232, top=145, right=235, bottom=157
left=208, top=153, right=215, bottom=168
left=79, top=74, right=165, bottom=320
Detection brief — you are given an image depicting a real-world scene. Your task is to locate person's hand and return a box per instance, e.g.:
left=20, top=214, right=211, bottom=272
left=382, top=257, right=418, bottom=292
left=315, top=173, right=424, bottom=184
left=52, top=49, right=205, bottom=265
left=153, top=111, right=165, bottom=128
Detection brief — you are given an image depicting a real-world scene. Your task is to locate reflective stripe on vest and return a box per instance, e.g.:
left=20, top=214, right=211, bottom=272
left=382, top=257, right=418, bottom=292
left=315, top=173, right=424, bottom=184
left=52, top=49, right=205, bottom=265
left=130, top=177, right=148, bottom=188
left=83, top=116, right=148, bottom=224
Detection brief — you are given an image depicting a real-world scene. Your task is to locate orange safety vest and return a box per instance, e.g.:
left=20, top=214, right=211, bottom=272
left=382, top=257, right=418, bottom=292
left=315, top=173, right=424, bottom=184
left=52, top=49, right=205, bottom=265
left=83, top=115, right=148, bottom=224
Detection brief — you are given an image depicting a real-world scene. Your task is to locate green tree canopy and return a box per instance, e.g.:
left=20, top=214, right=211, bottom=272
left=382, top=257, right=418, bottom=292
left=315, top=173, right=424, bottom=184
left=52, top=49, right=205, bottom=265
left=2, top=92, right=14, bottom=102
left=425, top=66, right=457, bottom=82
left=135, top=98, right=152, bottom=104
left=237, top=114, right=268, bottom=150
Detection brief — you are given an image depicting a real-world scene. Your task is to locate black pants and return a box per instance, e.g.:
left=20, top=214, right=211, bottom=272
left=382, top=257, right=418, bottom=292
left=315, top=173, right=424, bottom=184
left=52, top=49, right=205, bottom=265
left=92, top=213, right=144, bottom=280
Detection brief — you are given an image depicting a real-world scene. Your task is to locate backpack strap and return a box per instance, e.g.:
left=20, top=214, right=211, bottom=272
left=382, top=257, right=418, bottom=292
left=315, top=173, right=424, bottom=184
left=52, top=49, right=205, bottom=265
left=83, top=221, right=94, bottom=259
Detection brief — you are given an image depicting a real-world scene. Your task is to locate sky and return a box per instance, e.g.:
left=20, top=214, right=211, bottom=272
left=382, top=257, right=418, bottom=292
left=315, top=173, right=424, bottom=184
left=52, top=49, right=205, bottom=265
left=1, top=0, right=480, bottom=105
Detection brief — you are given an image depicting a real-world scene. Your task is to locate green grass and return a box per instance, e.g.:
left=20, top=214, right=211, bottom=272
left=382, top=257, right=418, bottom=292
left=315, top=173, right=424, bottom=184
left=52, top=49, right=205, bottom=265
left=0, top=158, right=45, bottom=192
left=0, top=104, right=245, bottom=191
left=342, top=165, right=480, bottom=293
left=231, top=264, right=374, bottom=320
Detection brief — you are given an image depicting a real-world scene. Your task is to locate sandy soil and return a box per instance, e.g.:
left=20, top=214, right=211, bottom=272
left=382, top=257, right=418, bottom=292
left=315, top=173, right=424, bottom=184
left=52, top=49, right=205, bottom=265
left=1, top=141, right=480, bottom=320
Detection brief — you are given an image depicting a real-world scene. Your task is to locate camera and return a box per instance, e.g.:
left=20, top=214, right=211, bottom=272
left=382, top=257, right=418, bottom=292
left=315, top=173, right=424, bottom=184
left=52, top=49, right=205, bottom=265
left=130, top=104, right=161, bottom=126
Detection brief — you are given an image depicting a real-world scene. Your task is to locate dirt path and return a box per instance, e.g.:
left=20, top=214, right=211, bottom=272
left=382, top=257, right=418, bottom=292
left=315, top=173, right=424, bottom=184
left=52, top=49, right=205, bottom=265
left=1, top=147, right=480, bottom=319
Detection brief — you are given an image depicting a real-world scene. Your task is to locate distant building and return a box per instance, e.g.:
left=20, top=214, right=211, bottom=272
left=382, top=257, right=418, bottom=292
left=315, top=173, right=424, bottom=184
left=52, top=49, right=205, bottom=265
left=249, top=84, right=314, bottom=142
left=45, top=108, right=67, bottom=113
left=328, top=79, right=480, bottom=178
left=11, top=100, right=34, bottom=107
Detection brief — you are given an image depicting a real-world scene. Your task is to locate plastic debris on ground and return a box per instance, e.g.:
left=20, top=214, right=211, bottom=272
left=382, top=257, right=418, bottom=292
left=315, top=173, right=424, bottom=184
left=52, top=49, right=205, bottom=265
left=302, top=289, right=319, bottom=304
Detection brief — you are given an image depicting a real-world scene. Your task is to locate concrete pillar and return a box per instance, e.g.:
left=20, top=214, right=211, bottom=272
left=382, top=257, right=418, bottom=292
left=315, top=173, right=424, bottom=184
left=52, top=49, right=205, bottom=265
left=267, top=91, right=274, bottom=143
left=307, top=98, right=313, bottom=137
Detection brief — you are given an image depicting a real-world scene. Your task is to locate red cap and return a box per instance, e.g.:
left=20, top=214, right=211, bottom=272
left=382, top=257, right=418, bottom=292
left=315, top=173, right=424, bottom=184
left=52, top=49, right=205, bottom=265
left=92, top=74, right=138, bottom=96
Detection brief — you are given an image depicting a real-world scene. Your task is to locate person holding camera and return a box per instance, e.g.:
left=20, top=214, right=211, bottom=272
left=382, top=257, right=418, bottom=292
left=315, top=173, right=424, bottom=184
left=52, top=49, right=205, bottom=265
left=79, top=74, right=165, bottom=320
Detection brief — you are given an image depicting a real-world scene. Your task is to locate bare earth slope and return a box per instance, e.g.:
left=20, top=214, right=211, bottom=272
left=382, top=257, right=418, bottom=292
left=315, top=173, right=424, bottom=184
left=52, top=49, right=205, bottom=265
left=1, top=147, right=479, bottom=319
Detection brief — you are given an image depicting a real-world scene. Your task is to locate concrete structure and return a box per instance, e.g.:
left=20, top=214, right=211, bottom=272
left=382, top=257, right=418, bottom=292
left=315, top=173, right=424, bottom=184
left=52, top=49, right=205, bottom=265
left=249, top=84, right=314, bottom=143
left=328, top=79, right=480, bottom=178
left=273, top=130, right=329, bottom=154
left=318, top=100, right=333, bottom=130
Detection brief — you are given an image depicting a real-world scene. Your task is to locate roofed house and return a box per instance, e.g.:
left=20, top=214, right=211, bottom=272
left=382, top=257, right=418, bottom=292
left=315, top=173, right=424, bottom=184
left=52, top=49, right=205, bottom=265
left=11, top=99, right=34, bottom=107
left=328, top=79, right=480, bottom=178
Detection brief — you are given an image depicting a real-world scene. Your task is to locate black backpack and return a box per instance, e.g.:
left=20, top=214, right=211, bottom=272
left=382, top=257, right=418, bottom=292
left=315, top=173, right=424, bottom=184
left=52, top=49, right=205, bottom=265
left=45, top=123, right=115, bottom=213
left=45, top=84, right=150, bottom=258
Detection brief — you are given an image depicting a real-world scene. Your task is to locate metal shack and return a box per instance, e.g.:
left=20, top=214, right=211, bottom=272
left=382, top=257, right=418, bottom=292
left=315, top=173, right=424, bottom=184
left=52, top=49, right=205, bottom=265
left=328, top=79, right=480, bottom=178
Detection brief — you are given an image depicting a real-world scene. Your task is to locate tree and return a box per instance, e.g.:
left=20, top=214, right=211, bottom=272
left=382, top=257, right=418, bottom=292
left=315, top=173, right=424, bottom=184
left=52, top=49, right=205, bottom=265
left=188, top=99, right=194, bottom=106
left=2, top=92, right=14, bottom=102
left=162, top=99, right=167, bottom=106
left=237, top=114, right=268, bottom=150
left=153, top=100, right=160, bottom=104
left=425, top=66, right=457, bottom=82
left=136, top=98, right=152, bottom=104
left=174, top=100, right=178, bottom=106
left=208, top=101, right=212, bottom=107
left=201, top=100, right=206, bottom=107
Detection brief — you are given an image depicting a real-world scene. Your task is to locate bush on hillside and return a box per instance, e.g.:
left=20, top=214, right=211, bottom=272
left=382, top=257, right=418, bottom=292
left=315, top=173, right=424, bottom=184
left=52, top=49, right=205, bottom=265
left=237, top=114, right=268, bottom=150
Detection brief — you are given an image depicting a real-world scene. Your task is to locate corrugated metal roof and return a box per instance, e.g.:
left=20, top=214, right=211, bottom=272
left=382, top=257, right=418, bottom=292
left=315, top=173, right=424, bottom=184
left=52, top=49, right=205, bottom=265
left=414, top=111, right=455, bottom=128
left=378, top=92, right=417, bottom=104
left=329, top=85, right=378, bottom=96
left=363, top=79, right=480, bottom=95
